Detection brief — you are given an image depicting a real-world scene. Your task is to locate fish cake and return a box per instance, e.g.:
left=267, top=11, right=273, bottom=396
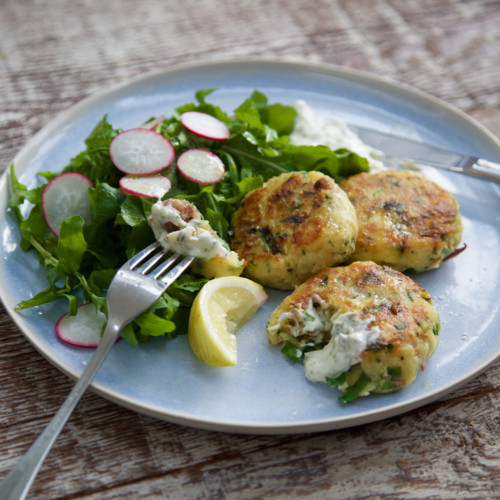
left=338, top=170, right=463, bottom=272
left=230, top=171, right=358, bottom=289
left=267, top=261, right=440, bottom=401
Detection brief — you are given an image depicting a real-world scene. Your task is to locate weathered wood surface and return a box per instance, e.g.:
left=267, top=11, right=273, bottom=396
left=1, top=0, right=499, bottom=498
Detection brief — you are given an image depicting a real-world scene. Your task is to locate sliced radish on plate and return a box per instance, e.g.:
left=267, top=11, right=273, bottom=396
left=180, top=111, right=230, bottom=141
left=109, top=128, right=175, bottom=175
left=119, top=173, right=172, bottom=198
left=177, top=149, right=226, bottom=185
left=42, top=172, right=94, bottom=237
left=140, top=115, right=165, bottom=130
left=56, top=303, right=107, bottom=348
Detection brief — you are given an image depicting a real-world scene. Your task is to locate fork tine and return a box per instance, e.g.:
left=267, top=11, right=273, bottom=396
left=123, top=242, right=193, bottom=281
left=148, top=253, right=181, bottom=278
left=158, top=255, right=194, bottom=284
left=125, top=242, right=161, bottom=270
left=118, top=241, right=193, bottom=293
left=136, top=248, right=170, bottom=274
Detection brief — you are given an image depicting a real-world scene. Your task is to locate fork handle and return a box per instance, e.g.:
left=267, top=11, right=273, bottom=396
left=0, top=321, right=121, bottom=500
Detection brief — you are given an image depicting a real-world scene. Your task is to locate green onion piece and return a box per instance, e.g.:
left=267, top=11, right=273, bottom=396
left=325, top=372, right=347, bottom=387
left=339, top=372, right=371, bottom=404
left=281, top=342, right=302, bottom=363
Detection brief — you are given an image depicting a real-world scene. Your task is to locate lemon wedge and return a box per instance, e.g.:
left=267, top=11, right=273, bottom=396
left=188, top=276, right=268, bottom=367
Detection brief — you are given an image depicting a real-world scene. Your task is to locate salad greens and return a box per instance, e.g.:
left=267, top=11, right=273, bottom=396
left=9, top=89, right=369, bottom=347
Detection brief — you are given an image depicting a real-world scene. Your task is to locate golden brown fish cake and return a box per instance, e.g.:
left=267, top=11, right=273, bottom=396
left=338, top=170, right=463, bottom=272
left=230, top=171, right=358, bottom=289
left=267, top=261, right=440, bottom=401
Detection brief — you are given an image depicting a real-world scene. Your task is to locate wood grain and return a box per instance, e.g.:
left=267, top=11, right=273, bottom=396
left=0, top=0, right=499, bottom=498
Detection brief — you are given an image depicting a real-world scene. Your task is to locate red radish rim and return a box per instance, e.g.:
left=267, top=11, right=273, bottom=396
left=109, top=128, right=175, bottom=175
left=140, top=115, right=165, bottom=130
left=55, top=303, right=106, bottom=348
left=180, top=111, right=230, bottom=141
left=119, top=173, right=172, bottom=198
left=177, top=148, right=226, bottom=185
left=42, top=172, right=95, bottom=237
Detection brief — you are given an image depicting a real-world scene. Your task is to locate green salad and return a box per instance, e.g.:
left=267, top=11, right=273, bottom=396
left=8, top=89, right=369, bottom=347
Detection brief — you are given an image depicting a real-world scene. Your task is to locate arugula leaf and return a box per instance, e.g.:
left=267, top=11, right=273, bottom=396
left=334, top=148, right=370, bottom=178
left=134, top=311, right=176, bottom=339
left=195, top=88, right=218, bottom=104
left=234, top=98, right=265, bottom=131
left=263, top=103, right=297, bottom=136
left=19, top=205, right=56, bottom=253
left=88, top=268, right=116, bottom=291
left=15, top=284, right=64, bottom=310
left=118, top=196, right=148, bottom=227
left=246, top=91, right=297, bottom=136
left=9, top=164, right=44, bottom=209
left=57, top=216, right=87, bottom=274
left=88, top=182, right=122, bottom=224
left=168, top=275, right=208, bottom=306
left=120, top=323, right=139, bottom=347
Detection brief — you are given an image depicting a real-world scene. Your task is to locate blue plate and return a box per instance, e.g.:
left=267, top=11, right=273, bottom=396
left=1, top=60, right=499, bottom=434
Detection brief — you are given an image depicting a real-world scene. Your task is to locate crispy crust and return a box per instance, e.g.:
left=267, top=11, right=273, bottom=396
left=339, top=170, right=462, bottom=272
left=230, top=171, right=358, bottom=289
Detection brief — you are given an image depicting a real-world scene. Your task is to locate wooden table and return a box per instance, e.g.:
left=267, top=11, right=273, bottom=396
left=1, top=1, right=499, bottom=498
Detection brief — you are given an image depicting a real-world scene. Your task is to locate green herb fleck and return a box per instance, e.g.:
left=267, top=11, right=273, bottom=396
left=387, top=366, right=402, bottom=379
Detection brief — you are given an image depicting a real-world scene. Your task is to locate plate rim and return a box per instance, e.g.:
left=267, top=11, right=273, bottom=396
left=2, top=57, right=499, bottom=434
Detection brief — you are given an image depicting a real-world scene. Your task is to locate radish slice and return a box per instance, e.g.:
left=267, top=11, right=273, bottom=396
left=119, top=173, right=172, bottom=198
left=56, top=303, right=107, bottom=348
left=180, top=111, right=230, bottom=141
left=177, top=149, right=226, bottom=185
left=140, top=115, right=165, bottom=130
left=109, top=128, right=175, bottom=175
left=42, top=172, right=94, bottom=237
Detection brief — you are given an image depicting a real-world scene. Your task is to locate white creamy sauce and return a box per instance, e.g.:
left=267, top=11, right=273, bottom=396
left=149, top=200, right=229, bottom=261
left=303, top=312, right=380, bottom=383
left=289, top=100, right=386, bottom=172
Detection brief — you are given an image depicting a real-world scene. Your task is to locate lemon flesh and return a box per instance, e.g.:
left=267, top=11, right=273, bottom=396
left=188, top=276, right=268, bottom=367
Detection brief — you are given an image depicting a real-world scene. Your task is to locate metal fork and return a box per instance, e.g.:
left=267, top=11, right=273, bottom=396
left=0, top=242, right=193, bottom=500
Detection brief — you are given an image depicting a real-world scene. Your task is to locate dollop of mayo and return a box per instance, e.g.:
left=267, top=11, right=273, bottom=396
left=303, top=312, right=380, bottom=383
left=289, top=100, right=386, bottom=172
left=149, top=200, right=229, bottom=261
